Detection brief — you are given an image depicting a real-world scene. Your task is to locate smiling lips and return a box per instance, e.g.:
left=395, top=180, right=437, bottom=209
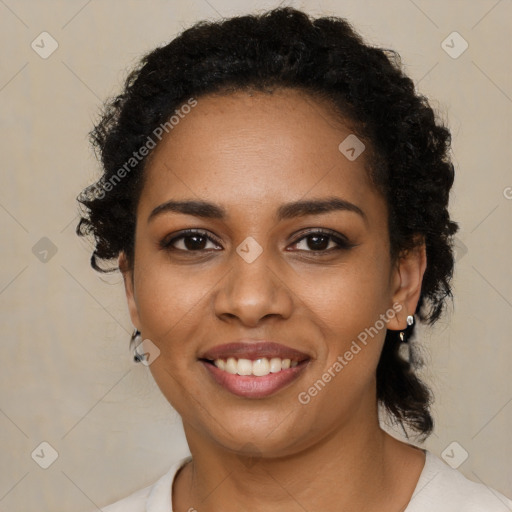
left=199, top=340, right=310, bottom=398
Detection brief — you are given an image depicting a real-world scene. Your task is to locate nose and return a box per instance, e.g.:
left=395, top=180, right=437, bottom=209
left=213, top=247, right=294, bottom=328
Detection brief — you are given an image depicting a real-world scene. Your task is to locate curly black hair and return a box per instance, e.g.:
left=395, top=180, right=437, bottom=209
left=77, top=7, right=459, bottom=440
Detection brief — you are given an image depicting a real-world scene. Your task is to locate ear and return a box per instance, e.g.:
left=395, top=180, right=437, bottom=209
left=119, top=252, right=141, bottom=329
left=386, top=236, right=427, bottom=331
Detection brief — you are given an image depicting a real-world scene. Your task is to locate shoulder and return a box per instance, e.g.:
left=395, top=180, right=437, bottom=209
left=99, top=484, right=152, bottom=512
left=94, top=456, right=192, bottom=512
left=407, top=450, right=512, bottom=512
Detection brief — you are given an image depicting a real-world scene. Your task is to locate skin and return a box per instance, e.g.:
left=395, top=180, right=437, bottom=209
left=120, top=88, right=427, bottom=512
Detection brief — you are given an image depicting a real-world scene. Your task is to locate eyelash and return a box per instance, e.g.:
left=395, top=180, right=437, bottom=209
left=160, top=228, right=355, bottom=255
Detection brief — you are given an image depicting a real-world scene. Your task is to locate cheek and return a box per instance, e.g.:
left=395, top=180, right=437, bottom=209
left=295, top=265, right=390, bottom=416
left=132, top=254, right=209, bottom=350
left=297, top=254, right=391, bottom=349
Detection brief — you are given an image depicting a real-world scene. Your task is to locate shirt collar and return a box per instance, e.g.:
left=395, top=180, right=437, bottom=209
left=146, top=456, right=193, bottom=512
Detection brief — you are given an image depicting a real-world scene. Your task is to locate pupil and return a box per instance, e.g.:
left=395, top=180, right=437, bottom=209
left=308, top=235, right=328, bottom=250
left=185, top=235, right=206, bottom=250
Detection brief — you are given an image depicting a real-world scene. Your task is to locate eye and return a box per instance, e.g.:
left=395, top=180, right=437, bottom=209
left=160, top=228, right=355, bottom=255
left=160, top=229, right=222, bottom=252
left=289, top=229, right=354, bottom=253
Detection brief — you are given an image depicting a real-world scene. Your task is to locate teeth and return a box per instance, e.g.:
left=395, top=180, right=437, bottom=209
left=237, top=358, right=253, bottom=376
left=253, top=358, right=270, bottom=376
left=225, top=357, right=238, bottom=374
left=269, top=357, right=282, bottom=373
left=213, top=357, right=301, bottom=376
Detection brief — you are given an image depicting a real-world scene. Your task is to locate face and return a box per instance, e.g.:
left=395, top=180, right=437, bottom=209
left=122, top=88, right=425, bottom=457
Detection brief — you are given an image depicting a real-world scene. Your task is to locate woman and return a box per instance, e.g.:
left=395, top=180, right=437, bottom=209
left=77, top=7, right=512, bottom=512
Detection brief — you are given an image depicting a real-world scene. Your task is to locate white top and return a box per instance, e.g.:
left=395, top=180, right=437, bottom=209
left=98, top=450, right=512, bottom=511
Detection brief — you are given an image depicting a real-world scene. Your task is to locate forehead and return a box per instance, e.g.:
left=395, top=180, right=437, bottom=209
left=140, top=89, right=384, bottom=221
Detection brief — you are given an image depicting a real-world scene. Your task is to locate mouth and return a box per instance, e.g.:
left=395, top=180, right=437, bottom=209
left=199, top=341, right=311, bottom=399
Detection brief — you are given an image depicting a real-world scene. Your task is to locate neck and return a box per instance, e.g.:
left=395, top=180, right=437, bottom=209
left=174, top=413, right=421, bottom=512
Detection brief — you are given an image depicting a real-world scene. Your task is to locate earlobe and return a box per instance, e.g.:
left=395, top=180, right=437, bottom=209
left=387, top=238, right=427, bottom=331
left=119, top=252, right=141, bottom=329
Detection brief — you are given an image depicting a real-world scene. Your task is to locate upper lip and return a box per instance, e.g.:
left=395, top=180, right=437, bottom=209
left=200, top=340, right=310, bottom=361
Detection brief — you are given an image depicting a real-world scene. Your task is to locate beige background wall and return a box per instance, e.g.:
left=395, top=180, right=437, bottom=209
left=0, top=0, right=511, bottom=510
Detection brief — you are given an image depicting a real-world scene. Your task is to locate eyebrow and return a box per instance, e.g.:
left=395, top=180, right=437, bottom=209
left=147, top=197, right=367, bottom=224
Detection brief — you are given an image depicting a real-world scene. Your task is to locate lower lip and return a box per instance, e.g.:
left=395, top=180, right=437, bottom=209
left=201, top=360, right=309, bottom=399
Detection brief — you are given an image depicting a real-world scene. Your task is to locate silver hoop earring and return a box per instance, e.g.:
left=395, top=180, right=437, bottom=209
left=129, top=329, right=143, bottom=363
